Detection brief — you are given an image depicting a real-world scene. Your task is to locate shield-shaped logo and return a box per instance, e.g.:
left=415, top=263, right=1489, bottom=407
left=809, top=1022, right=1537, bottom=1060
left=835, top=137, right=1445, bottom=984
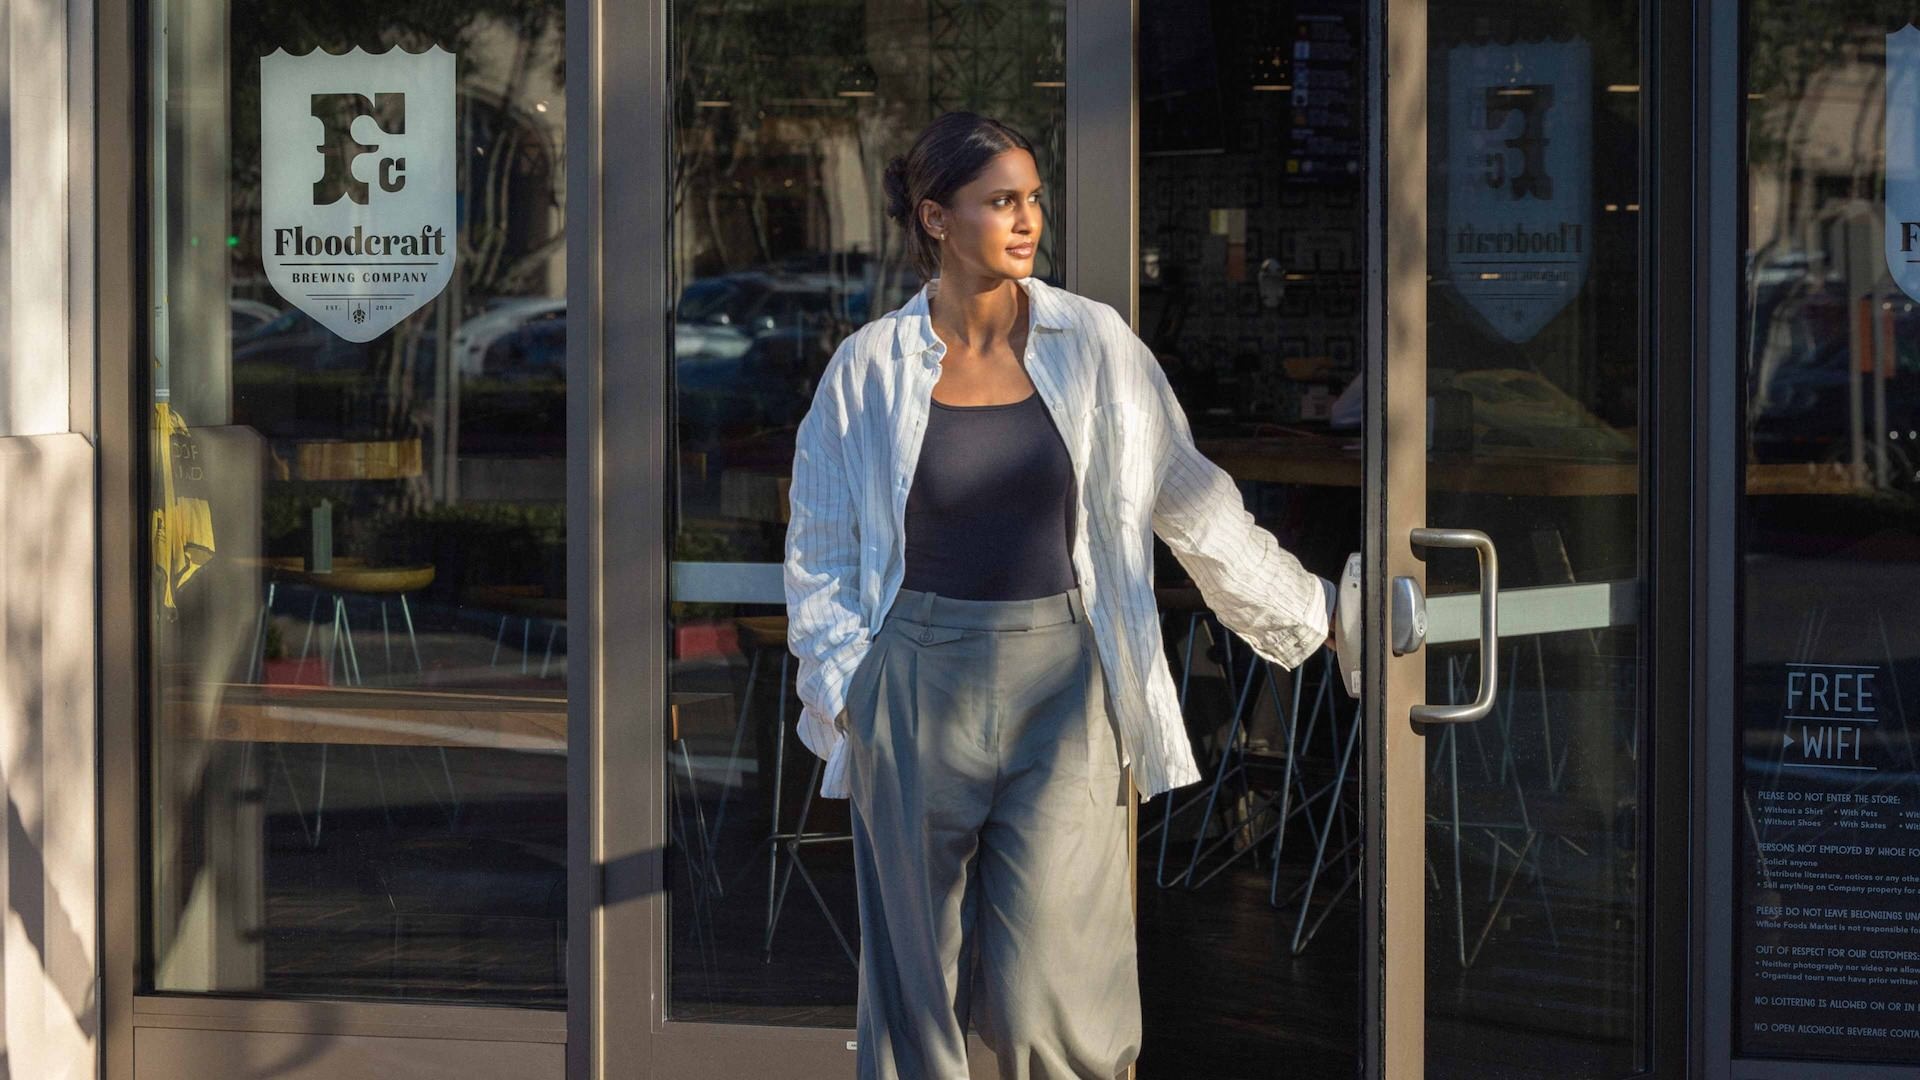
left=1887, top=26, right=1920, bottom=300
left=260, top=47, right=456, bottom=343
left=1442, top=39, right=1592, bottom=344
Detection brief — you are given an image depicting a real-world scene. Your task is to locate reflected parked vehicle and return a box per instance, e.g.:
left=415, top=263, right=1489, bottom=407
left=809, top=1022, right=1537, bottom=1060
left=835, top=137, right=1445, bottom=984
left=454, top=297, right=567, bottom=377
left=673, top=270, right=872, bottom=440
left=676, top=269, right=870, bottom=337
left=1748, top=285, right=1920, bottom=483
left=230, top=308, right=439, bottom=440
left=478, top=307, right=568, bottom=383
left=230, top=298, right=282, bottom=338
left=233, top=308, right=439, bottom=373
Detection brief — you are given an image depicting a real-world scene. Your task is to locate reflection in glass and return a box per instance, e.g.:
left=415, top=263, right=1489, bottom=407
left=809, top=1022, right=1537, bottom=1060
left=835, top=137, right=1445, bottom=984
left=146, top=0, right=567, bottom=1006
left=1425, top=4, right=1646, bottom=1077
left=1737, top=11, right=1920, bottom=1066
left=665, top=0, right=1065, bottom=1025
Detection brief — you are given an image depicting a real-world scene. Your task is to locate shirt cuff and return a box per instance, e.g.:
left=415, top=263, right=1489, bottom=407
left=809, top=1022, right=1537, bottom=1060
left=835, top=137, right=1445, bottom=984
left=1318, top=575, right=1338, bottom=636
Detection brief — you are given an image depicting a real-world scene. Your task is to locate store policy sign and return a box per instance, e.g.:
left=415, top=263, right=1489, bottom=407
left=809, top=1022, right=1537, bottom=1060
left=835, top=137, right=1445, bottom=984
left=261, top=47, right=455, bottom=343
left=1443, top=39, right=1591, bottom=344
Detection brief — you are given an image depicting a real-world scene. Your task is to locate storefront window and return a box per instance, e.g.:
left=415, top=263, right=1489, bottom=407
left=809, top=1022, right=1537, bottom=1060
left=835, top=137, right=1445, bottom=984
left=144, top=0, right=567, bottom=1006
left=662, top=0, right=1065, bottom=1024
left=1738, top=10, right=1920, bottom=1063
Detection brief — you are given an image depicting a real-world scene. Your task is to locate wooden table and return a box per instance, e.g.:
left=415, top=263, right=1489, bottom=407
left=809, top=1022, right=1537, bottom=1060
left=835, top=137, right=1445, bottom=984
left=279, top=438, right=424, bottom=481
left=166, top=684, right=735, bottom=753
left=154, top=682, right=736, bottom=986
left=169, top=684, right=569, bottom=753
left=1195, top=437, right=1873, bottom=497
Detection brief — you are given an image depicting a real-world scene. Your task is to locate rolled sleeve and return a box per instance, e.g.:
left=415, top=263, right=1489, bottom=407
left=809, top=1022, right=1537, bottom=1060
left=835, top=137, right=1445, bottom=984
left=1137, top=339, right=1329, bottom=670
left=783, top=356, right=870, bottom=795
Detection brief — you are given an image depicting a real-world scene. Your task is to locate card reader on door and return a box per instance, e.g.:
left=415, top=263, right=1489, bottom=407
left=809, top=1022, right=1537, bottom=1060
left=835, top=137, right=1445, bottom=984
left=1333, top=552, right=1429, bottom=702
left=1337, top=552, right=1363, bottom=699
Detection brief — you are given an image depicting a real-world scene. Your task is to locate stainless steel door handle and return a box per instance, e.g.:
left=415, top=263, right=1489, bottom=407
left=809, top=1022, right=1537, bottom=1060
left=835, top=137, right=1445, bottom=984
left=1407, top=528, right=1497, bottom=724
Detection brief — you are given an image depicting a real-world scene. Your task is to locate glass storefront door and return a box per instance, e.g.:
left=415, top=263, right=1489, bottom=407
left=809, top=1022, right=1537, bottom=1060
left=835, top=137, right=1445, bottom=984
left=1405, top=0, right=1652, bottom=1076
left=1127, top=0, right=1662, bottom=1073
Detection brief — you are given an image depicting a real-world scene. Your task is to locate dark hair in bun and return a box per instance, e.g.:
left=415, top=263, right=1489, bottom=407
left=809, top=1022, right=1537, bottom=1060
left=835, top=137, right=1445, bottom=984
left=884, top=112, right=1035, bottom=280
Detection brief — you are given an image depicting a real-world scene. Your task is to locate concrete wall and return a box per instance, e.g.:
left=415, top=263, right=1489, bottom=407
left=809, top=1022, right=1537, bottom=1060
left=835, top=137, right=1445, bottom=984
left=1, top=0, right=98, bottom=1078
left=5, top=0, right=72, bottom=436
left=0, top=435, right=96, bottom=1080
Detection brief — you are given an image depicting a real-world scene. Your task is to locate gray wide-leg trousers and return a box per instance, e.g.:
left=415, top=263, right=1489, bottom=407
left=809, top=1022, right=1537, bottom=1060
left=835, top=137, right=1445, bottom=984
left=843, top=587, right=1140, bottom=1080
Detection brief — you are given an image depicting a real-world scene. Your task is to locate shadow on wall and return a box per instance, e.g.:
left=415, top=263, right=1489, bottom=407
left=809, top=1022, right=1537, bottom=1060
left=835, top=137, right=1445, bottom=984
left=0, top=434, right=98, bottom=1080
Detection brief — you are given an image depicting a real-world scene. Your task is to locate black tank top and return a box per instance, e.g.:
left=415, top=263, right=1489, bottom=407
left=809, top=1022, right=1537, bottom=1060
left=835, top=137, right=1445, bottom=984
left=900, top=393, right=1079, bottom=601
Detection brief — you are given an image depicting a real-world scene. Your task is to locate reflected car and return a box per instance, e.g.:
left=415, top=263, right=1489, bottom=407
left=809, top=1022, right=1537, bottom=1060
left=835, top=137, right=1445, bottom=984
left=235, top=308, right=369, bottom=372
left=455, top=297, right=567, bottom=378
left=1749, top=288, right=1920, bottom=481
left=232, top=307, right=438, bottom=374
left=231, top=298, right=283, bottom=338
left=478, top=307, right=568, bottom=383
left=676, top=271, right=870, bottom=339
left=672, top=272, right=867, bottom=440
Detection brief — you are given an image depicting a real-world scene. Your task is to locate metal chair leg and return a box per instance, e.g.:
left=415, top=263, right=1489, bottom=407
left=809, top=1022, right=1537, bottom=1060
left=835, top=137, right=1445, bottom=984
left=1151, top=612, right=1205, bottom=887
left=330, top=595, right=364, bottom=687
left=314, top=743, right=331, bottom=845
left=394, top=594, right=421, bottom=676
left=248, top=581, right=278, bottom=682
left=380, top=600, right=395, bottom=677
left=705, top=647, right=766, bottom=896
left=271, top=743, right=318, bottom=847
left=762, top=652, right=792, bottom=953
left=1269, top=651, right=1329, bottom=906
left=296, top=591, right=322, bottom=682
left=765, top=756, right=853, bottom=964
left=1186, top=657, right=1318, bottom=891
left=541, top=622, right=561, bottom=678
left=1290, top=703, right=1367, bottom=953
left=1179, top=659, right=1261, bottom=887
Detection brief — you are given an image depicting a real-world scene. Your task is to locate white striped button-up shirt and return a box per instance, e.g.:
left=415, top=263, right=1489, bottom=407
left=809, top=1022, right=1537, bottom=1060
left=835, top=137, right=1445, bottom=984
left=784, top=276, right=1330, bottom=801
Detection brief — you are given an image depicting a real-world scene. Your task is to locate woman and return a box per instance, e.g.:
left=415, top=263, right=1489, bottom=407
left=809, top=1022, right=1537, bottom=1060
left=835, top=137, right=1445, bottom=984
left=784, top=112, right=1337, bottom=1080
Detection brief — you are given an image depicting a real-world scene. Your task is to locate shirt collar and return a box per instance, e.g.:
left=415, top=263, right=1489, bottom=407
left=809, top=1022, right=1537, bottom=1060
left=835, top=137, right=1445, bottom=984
left=893, top=276, right=1071, bottom=359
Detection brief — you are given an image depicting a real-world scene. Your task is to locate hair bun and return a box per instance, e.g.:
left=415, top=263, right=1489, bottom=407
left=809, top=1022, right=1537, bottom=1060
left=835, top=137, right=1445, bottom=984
left=882, top=156, right=913, bottom=225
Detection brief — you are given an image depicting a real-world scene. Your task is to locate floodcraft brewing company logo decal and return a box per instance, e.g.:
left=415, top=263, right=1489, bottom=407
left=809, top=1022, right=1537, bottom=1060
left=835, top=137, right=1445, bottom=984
left=1443, top=38, right=1591, bottom=344
left=261, top=46, right=455, bottom=343
left=1888, top=25, right=1920, bottom=300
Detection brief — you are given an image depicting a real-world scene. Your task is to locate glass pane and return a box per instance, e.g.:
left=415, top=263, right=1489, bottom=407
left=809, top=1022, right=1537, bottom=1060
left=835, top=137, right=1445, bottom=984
left=1133, top=0, right=1367, bottom=1074
left=144, top=0, right=568, bottom=1006
left=1423, top=3, right=1647, bottom=1076
left=1737, top=11, right=1920, bottom=1066
left=664, top=0, right=1066, bottom=1025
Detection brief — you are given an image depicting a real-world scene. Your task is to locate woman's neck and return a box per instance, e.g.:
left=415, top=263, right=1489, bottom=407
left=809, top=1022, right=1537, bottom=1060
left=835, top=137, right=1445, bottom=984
left=929, top=273, right=1024, bottom=353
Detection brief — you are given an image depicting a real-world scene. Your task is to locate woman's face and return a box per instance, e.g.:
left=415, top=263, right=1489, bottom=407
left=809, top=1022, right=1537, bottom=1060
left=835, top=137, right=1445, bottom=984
left=920, top=148, right=1044, bottom=283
